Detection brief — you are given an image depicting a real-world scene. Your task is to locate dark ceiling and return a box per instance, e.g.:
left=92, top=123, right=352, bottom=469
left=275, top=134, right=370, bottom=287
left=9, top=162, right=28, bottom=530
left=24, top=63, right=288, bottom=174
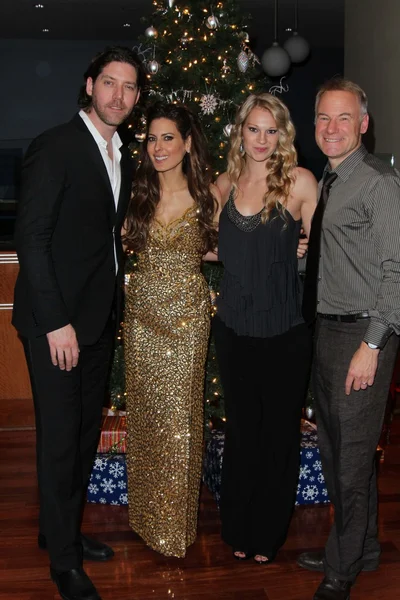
left=1, top=1, right=344, bottom=50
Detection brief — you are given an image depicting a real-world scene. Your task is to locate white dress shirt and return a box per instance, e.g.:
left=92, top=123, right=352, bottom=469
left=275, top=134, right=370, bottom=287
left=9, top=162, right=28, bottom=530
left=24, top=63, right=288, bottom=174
left=79, top=109, right=123, bottom=272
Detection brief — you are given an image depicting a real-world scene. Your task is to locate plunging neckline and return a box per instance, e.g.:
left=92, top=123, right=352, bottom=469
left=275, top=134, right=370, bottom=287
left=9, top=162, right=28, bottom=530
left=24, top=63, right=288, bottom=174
left=154, top=204, right=196, bottom=229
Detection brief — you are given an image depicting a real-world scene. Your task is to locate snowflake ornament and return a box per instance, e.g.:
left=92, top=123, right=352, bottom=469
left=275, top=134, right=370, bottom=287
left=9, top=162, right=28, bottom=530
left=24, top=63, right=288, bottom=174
left=200, top=94, right=219, bottom=115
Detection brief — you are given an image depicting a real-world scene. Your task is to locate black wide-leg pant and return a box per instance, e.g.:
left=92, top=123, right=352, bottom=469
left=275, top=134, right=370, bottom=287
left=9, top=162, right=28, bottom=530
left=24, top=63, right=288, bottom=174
left=313, top=317, right=399, bottom=582
left=22, top=320, right=114, bottom=571
left=213, top=315, right=312, bottom=558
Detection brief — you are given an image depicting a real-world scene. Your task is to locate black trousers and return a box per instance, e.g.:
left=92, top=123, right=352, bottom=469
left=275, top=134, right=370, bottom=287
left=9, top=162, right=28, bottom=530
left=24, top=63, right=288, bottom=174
left=22, top=318, right=114, bottom=571
left=313, top=317, right=399, bottom=582
left=213, top=315, right=312, bottom=558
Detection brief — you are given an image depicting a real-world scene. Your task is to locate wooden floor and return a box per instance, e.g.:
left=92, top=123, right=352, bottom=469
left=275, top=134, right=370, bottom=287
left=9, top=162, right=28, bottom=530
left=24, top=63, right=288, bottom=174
left=1, top=422, right=400, bottom=600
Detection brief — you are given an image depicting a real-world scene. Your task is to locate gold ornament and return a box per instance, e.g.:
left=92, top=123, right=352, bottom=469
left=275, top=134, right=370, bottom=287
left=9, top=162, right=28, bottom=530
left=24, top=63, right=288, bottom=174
left=145, top=25, right=158, bottom=38
left=206, top=15, right=219, bottom=30
left=134, top=131, right=146, bottom=142
left=221, top=58, right=231, bottom=76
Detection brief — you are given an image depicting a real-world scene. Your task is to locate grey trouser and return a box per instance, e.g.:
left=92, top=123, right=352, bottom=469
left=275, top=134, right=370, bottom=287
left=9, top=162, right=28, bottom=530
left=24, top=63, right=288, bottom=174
left=313, top=316, right=398, bottom=582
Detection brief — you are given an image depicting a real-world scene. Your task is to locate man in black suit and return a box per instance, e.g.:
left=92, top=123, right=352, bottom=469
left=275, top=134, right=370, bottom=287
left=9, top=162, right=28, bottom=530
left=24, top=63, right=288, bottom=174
left=13, top=46, right=144, bottom=600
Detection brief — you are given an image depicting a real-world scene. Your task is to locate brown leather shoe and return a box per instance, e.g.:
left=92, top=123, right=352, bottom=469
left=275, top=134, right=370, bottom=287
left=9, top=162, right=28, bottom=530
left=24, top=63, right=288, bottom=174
left=297, top=551, right=379, bottom=573
left=313, top=577, right=352, bottom=600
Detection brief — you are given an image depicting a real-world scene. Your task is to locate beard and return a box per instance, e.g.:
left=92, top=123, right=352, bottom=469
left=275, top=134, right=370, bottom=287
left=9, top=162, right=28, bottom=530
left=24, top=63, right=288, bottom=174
left=91, top=95, right=131, bottom=127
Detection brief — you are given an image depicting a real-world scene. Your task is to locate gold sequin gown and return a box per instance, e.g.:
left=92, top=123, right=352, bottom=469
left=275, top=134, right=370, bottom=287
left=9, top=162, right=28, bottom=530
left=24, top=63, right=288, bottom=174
left=124, top=206, right=210, bottom=558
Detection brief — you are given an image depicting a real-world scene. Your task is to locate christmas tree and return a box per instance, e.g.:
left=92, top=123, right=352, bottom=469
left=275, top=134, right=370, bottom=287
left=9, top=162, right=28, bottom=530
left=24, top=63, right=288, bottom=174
left=110, top=0, right=270, bottom=431
left=133, top=0, right=270, bottom=175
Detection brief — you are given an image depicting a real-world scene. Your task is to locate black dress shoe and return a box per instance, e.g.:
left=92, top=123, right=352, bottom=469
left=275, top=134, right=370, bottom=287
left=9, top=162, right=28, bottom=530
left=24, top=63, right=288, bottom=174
left=39, top=533, right=114, bottom=561
left=50, top=567, right=102, bottom=600
left=297, top=551, right=325, bottom=572
left=297, top=551, right=379, bottom=573
left=313, top=577, right=352, bottom=600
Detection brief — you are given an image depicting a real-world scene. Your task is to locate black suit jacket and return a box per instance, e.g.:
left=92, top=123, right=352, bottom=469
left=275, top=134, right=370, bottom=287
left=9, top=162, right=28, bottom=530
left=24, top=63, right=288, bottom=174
left=13, top=113, right=133, bottom=345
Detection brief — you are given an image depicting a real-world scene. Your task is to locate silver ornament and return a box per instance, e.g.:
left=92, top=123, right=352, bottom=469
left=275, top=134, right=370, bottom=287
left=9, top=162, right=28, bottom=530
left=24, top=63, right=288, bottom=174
left=206, top=15, right=219, bottom=30
left=237, top=51, right=249, bottom=73
left=223, top=124, right=233, bottom=138
left=147, top=59, right=159, bottom=74
left=305, top=406, right=314, bottom=420
left=261, top=42, right=291, bottom=77
left=145, top=25, right=158, bottom=39
left=134, top=131, right=146, bottom=143
left=283, top=32, right=310, bottom=63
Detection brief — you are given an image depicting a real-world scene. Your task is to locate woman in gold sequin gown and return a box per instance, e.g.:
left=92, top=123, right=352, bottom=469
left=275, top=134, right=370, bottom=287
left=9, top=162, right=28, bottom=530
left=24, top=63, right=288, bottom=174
left=122, top=103, right=221, bottom=557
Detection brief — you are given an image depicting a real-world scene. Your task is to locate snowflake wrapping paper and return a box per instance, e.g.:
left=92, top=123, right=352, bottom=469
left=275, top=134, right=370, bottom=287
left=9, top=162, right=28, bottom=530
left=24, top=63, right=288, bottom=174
left=203, top=425, right=330, bottom=507
left=87, top=454, right=128, bottom=505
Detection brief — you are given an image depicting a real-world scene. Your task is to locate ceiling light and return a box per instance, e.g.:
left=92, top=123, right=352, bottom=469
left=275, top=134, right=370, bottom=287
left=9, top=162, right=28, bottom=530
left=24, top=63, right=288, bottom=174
left=35, top=3, right=44, bottom=7
left=123, top=23, right=131, bottom=27
left=42, top=28, right=49, bottom=32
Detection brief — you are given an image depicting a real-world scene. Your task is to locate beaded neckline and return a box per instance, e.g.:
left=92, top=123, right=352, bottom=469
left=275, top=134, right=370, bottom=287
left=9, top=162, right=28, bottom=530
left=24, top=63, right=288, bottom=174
left=226, top=190, right=263, bottom=232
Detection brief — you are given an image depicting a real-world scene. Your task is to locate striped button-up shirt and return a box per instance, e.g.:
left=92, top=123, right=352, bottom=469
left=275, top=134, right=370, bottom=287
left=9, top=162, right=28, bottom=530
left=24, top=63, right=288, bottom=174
left=317, top=144, right=400, bottom=348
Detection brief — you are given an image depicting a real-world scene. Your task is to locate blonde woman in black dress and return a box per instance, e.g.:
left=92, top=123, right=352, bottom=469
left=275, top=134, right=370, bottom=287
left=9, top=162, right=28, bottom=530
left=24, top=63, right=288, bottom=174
left=214, top=93, right=318, bottom=564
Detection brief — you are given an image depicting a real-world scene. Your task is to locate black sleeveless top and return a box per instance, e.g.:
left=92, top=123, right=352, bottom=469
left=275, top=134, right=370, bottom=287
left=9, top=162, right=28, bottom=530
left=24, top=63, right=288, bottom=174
left=217, top=190, right=304, bottom=338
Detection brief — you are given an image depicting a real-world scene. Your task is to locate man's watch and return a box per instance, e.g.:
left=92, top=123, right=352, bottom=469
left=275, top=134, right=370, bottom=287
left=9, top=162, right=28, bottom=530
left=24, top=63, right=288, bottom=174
left=367, top=342, right=379, bottom=350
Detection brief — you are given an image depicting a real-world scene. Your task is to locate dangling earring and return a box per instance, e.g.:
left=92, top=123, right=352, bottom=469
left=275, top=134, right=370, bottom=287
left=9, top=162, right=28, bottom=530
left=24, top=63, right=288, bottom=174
left=239, top=141, right=244, bottom=154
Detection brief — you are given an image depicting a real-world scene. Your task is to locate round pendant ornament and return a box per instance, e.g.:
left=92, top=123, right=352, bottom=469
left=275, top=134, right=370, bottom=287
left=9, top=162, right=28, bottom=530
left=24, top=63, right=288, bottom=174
left=145, top=25, right=158, bottom=39
left=206, top=15, right=219, bottom=30
left=147, top=59, right=160, bottom=74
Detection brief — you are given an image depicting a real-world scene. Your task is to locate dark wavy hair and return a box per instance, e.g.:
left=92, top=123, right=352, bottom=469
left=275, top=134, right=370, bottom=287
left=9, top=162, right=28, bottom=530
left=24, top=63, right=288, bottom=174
left=77, top=45, right=146, bottom=109
left=123, top=102, right=218, bottom=254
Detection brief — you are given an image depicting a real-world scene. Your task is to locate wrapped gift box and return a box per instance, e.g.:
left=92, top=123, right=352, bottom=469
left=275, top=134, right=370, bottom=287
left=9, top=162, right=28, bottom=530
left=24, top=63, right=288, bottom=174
left=87, top=454, right=128, bottom=505
left=296, top=421, right=329, bottom=505
left=97, top=415, right=127, bottom=454
left=203, top=430, right=225, bottom=506
left=203, top=422, right=330, bottom=507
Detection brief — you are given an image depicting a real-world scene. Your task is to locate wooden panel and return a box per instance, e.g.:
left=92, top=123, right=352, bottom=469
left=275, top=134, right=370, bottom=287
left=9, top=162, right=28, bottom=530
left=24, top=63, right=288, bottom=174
left=0, top=252, right=34, bottom=429
left=0, top=253, right=19, bottom=304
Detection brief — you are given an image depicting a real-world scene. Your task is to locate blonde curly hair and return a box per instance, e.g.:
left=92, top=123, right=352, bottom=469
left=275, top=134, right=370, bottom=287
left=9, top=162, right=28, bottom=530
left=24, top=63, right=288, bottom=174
left=227, top=93, right=298, bottom=223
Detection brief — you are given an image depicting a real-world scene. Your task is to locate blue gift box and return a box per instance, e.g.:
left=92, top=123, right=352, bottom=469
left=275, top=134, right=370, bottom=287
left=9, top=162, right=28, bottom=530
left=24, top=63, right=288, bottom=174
left=296, top=424, right=330, bottom=505
left=87, top=454, right=128, bottom=505
left=203, top=423, right=330, bottom=507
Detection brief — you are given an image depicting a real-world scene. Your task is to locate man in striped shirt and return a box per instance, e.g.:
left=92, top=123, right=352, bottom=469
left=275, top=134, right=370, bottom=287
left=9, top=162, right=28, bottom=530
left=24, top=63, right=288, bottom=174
left=297, top=79, right=400, bottom=600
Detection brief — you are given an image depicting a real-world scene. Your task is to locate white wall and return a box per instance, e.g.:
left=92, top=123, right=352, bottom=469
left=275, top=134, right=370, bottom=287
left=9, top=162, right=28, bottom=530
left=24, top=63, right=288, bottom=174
left=345, top=0, right=400, bottom=163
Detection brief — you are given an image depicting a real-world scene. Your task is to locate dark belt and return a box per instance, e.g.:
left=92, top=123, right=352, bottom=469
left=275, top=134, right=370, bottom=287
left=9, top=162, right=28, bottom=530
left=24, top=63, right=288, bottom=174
left=318, top=311, right=370, bottom=322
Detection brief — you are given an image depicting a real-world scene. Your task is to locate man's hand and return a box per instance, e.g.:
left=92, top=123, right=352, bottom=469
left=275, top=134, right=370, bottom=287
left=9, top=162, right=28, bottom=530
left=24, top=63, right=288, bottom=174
left=46, top=324, right=79, bottom=371
left=297, top=229, right=308, bottom=259
left=345, top=342, right=379, bottom=395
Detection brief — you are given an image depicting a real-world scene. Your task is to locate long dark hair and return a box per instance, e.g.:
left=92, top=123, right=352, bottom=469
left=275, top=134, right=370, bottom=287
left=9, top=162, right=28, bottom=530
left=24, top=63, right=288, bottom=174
left=77, top=45, right=146, bottom=109
left=123, top=102, right=218, bottom=254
